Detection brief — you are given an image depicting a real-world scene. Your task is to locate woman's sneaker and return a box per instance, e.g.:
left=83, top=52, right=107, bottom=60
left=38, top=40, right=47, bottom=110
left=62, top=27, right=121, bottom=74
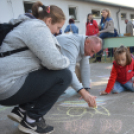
left=19, top=116, right=54, bottom=134
left=7, top=107, right=25, bottom=123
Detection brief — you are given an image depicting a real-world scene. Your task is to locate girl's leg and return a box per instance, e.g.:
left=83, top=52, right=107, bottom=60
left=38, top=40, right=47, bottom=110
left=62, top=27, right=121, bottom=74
left=112, top=81, right=126, bottom=93
left=123, top=79, right=134, bottom=92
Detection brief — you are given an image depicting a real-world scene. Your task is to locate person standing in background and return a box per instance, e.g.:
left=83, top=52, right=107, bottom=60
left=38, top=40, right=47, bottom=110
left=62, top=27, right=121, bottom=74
left=86, top=13, right=99, bottom=36
left=64, top=18, right=79, bottom=33
left=125, top=19, right=133, bottom=36
left=125, top=19, right=134, bottom=53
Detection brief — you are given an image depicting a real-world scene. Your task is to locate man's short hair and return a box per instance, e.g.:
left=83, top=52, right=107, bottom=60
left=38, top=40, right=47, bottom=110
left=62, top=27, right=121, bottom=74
left=87, top=36, right=102, bottom=48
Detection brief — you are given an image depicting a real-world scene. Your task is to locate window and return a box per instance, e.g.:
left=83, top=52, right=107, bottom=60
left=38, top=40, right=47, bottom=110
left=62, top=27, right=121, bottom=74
left=130, top=14, right=134, bottom=20
left=92, top=10, right=101, bottom=18
left=69, top=7, right=77, bottom=20
left=24, top=2, right=33, bottom=13
left=121, top=13, right=126, bottom=19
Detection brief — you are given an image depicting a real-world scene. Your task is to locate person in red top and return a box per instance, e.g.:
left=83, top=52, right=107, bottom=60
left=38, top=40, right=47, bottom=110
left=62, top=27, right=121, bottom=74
left=86, top=14, right=99, bottom=36
left=101, top=45, right=134, bottom=95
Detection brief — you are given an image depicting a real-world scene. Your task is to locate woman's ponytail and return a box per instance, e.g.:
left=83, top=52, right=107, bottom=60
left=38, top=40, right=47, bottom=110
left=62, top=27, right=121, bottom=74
left=32, top=1, right=43, bottom=18
left=32, top=1, right=65, bottom=24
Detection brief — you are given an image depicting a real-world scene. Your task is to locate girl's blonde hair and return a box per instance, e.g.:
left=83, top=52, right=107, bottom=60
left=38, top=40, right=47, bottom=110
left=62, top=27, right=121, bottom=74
left=114, top=45, right=132, bottom=65
left=32, top=1, right=65, bottom=24
left=101, top=8, right=111, bottom=18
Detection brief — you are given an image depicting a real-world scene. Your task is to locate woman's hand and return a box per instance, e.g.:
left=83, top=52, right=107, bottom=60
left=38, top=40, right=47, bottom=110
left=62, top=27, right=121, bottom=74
left=98, top=26, right=101, bottom=30
left=79, top=89, right=97, bottom=108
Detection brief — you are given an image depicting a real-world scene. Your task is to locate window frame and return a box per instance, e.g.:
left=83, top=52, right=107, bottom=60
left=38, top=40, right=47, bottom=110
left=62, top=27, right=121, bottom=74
left=91, top=9, right=101, bottom=19
left=121, top=13, right=127, bottom=20
left=23, top=1, right=35, bottom=13
left=130, top=14, right=134, bottom=20
left=68, top=6, right=78, bottom=21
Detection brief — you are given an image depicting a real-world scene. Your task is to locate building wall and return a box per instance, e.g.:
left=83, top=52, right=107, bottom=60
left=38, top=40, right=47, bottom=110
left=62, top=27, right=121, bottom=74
left=0, top=0, right=134, bottom=34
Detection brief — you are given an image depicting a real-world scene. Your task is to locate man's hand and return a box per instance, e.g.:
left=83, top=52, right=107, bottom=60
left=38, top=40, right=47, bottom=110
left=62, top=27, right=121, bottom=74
left=79, top=89, right=97, bottom=108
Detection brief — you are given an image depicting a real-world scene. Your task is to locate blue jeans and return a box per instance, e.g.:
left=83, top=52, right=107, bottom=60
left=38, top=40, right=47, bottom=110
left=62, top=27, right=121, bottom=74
left=99, top=32, right=114, bottom=39
left=130, top=47, right=134, bottom=53
left=112, top=79, right=134, bottom=93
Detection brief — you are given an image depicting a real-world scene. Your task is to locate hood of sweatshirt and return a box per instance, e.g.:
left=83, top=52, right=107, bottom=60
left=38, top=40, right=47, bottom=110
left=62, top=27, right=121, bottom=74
left=9, top=13, right=36, bottom=25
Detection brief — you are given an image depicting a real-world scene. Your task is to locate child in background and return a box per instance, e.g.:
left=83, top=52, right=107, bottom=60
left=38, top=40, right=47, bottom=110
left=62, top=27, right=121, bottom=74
left=100, top=45, right=134, bottom=95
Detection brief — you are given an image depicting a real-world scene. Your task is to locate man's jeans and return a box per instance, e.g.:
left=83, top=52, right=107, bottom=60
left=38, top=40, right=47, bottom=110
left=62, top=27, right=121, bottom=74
left=112, top=79, right=134, bottom=93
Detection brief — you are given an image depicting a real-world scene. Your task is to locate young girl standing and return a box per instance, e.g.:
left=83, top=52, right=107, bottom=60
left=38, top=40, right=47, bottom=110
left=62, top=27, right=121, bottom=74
left=101, top=46, right=134, bottom=95
left=86, top=14, right=99, bottom=36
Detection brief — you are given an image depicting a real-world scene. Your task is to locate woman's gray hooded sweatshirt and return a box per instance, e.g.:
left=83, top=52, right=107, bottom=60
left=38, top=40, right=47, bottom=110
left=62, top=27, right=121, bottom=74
left=0, top=14, right=70, bottom=100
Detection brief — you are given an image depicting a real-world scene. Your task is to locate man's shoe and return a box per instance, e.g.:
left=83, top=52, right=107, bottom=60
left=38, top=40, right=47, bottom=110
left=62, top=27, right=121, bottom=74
left=8, top=107, right=25, bottom=123
left=19, top=116, right=54, bottom=134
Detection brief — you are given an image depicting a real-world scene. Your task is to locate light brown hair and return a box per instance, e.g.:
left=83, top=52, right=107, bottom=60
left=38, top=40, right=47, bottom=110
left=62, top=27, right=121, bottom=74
left=32, top=1, right=65, bottom=24
left=101, top=8, right=111, bottom=18
left=114, top=45, right=132, bottom=65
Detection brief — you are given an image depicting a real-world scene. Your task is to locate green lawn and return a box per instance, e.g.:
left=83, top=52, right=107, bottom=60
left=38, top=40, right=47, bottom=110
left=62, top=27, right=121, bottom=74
left=89, top=56, right=114, bottom=63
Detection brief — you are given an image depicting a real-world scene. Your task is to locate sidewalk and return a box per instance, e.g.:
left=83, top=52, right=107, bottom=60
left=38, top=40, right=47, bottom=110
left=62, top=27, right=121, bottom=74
left=0, top=63, right=134, bottom=134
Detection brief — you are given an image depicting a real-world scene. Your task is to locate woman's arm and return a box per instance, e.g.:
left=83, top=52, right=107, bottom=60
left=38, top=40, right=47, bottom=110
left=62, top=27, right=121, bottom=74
left=85, top=23, right=88, bottom=35
left=93, top=20, right=99, bottom=33
left=99, top=20, right=114, bottom=33
left=24, top=24, right=70, bottom=70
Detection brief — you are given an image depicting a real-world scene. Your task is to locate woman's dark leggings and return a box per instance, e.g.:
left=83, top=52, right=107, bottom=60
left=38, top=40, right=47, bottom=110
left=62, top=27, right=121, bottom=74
left=96, top=32, right=114, bottom=61
left=0, top=68, right=72, bottom=120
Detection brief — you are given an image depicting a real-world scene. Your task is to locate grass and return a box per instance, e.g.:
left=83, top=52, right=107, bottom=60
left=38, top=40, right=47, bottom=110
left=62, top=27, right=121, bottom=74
left=89, top=56, right=114, bottom=63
